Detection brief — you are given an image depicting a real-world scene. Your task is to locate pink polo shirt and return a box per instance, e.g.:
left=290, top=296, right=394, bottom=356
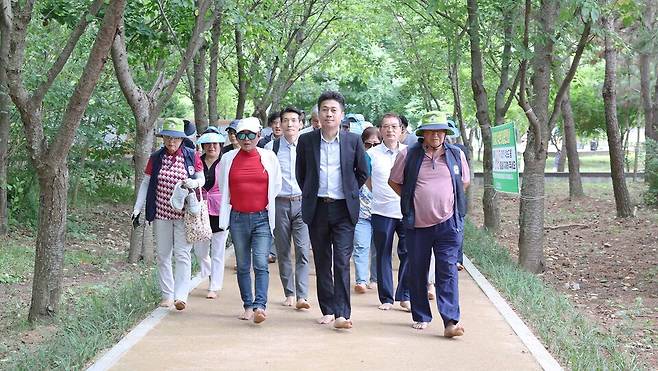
left=389, top=146, right=470, bottom=228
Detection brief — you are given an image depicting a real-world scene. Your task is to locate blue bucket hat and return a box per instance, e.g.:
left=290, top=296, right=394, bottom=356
left=157, top=118, right=187, bottom=138
left=415, top=111, right=457, bottom=136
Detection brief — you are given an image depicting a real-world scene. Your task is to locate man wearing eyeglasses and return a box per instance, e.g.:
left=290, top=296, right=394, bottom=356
left=296, top=91, right=369, bottom=329
left=366, top=113, right=411, bottom=311
left=217, top=117, right=282, bottom=324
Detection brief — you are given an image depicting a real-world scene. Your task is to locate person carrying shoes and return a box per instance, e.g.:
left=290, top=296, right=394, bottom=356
left=131, top=118, right=205, bottom=311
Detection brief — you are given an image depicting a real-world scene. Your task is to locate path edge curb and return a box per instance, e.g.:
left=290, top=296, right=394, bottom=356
left=463, top=255, right=563, bottom=371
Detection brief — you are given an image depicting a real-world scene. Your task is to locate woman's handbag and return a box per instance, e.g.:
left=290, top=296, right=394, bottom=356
left=184, top=188, right=212, bottom=243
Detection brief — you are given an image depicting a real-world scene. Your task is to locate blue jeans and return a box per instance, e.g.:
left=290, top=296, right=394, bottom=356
left=230, top=210, right=272, bottom=310
left=353, top=218, right=372, bottom=284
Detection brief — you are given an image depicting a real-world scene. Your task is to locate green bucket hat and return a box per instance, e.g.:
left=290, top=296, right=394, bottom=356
left=415, top=111, right=457, bottom=136
left=157, top=118, right=187, bottom=138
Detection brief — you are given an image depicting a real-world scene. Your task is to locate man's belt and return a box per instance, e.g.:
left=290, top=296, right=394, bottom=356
left=320, top=197, right=338, bottom=203
left=277, top=195, right=302, bottom=202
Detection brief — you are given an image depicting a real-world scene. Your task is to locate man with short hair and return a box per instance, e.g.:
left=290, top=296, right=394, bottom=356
left=265, top=106, right=312, bottom=310
left=258, top=111, right=283, bottom=148
left=389, top=111, right=470, bottom=338
left=300, top=105, right=321, bottom=134
left=368, top=113, right=410, bottom=311
left=399, top=115, right=418, bottom=146
left=296, top=91, right=369, bottom=329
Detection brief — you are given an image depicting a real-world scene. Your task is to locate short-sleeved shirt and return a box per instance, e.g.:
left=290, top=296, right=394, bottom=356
left=389, top=146, right=470, bottom=228
left=367, top=142, right=406, bottom=219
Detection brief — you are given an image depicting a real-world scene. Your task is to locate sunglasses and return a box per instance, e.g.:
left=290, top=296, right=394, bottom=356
left=364, top=142, right=380, bottom=149
left=236, top=132, right=257, bottom=140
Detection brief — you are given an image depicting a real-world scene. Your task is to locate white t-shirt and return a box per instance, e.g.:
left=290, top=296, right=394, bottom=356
left=367, top=142, right=407, bottom=219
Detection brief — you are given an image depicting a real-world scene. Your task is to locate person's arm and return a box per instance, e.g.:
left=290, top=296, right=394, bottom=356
left=132, top=175, right=150, bottom=216
left=388, top=179, right=402, bottom=197
left=295, top=137, right=306, bottom=190
left=354, top=137, right=369, bottom=188
left=460, top=150, right=471, bottom=190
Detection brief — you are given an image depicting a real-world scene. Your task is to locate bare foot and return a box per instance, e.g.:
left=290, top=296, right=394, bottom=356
left=457, top=263, right=464, bottom=271
left=378, top=303, right=393, bottom=310
left=295, top=299, right=310, bottom=310
left=354, top=283, right=367, bottom=294
left=412, top=321, right=428, bottom=330
left=400, top=301, right=411, bottom=312
left=253, top=309, right=267, bottom=324
left=174, top=300, right=186, bottom=311
left=367, top=282, right=377, bottom=290
left=239, top=308, right=254, bottom=320
left=334, top=317, right=353, bottom=329
left=317, top=314, right=335, bottom=324
left=206, top=291, right=217, bottom=299
left=444, top=323, right=465, bottom=338
left=159, top=299, right=174, bottom=307
left=427, top=283, right=436, bottom=300
left=282, top=296, right=295, bottom=306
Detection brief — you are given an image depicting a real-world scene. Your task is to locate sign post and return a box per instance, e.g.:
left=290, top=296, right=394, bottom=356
left=491, top=123, right=520, bottom=194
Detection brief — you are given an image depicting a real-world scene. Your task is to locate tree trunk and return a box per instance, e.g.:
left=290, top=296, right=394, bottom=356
left=633, top=126, right=640, bottom=181
left=602, top=14, right=634, bottom=218
left=129, top=117, right=155, bottom=262
left=235, top=27, right=247, bottom=119
left=207, top=11, right=222, bottom=125
left=29, top=166, right=68, bottom=321
left=639, top=2, right=657, bottom=142
left=193, top=44, right=208, bottom=133
left=556, top=139, right=566, bottom=172
left=561, top=92, right=584, bottom=198
left=467, top=0, right=499, bottom=232
left=517, top=0, right=557, bottom=273
left=0, top=25, right=9, bottom=235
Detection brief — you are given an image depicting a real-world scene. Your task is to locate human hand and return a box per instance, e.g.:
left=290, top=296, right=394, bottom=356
left=182, top=178, right=198, bottom=189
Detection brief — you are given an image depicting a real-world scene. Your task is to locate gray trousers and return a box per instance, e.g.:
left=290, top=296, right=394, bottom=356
left=274, top=197, right=311, bottom=300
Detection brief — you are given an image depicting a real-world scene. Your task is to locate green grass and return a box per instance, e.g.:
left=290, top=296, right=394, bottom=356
left=3, top=266, right=160, bottom=371
left=463, top=222, right=645, bottom=370
left=0, top=240, right=35, bottom=284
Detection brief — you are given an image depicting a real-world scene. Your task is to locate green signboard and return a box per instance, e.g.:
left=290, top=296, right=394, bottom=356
left=491, top=123, right=520, bottom=194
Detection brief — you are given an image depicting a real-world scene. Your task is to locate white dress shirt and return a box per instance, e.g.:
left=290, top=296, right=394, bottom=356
left=318, top=131, right=345, bottom=199
left=265, top=137, right=302, bottom=197
left=368, top=142, right=407, bottom=219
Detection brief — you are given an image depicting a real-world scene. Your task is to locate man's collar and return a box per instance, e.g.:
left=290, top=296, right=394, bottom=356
left=284, top=135, right=298, bottom=146
left=321, top=130, right=340, bottom=143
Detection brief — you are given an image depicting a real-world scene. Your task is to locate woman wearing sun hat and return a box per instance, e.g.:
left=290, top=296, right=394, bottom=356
left=131, top=118, right=205, bottom=310
left=195, top=128, right=229, bottom=299
left=217, top=117, right=282, bottom=324
left=388, top=111, right=470, bottom=337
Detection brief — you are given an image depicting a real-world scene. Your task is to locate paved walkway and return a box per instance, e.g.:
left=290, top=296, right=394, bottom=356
left=95, top=253, right=550, bottom=371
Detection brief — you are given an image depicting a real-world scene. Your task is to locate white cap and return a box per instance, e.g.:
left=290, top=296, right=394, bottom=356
left=236, top=117, right=261, bottom=134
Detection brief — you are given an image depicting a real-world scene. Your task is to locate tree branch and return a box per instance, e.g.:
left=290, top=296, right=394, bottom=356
left=32, top=0, right=104, bottom=105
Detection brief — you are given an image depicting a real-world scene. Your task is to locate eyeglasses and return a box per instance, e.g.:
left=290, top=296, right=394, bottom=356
left=236, top=132, right=257, bottom=140
left=162, top=136, right=181, bottom=141
left=364, top=142, right=380, bottom=149
left=380, top=125, right=400, bottom=130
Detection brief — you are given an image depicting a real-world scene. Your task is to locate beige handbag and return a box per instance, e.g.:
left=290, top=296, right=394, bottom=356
left=184, top=188, right=212, bottom=243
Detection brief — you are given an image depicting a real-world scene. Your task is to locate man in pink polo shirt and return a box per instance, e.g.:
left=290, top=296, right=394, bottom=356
left=388, top=111, right=470, bottom=337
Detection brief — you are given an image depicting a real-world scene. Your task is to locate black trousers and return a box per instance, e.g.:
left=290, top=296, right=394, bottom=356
left=309, top=199, right=355, bottom=319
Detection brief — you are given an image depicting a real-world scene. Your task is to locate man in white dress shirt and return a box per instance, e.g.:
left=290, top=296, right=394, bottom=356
left=368, top=113, right=411, bottom=311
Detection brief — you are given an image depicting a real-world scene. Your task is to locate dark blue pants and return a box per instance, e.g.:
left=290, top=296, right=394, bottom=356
left=407, top=216, right=462, bottom=326
left=372, top=214, right=410, bottom=304
left=309, top=200, right=355, bottom=319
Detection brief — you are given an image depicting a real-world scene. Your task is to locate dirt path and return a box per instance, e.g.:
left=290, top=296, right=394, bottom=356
left=104, top=254, right=542, bottom=371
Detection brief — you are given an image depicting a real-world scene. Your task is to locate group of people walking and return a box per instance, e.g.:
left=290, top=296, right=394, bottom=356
left=131, top=90, right=470, bottom=337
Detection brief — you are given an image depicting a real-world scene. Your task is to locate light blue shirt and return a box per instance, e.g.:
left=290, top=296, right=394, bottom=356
left=318, top=131, right=345, bottom=199
left=272, top=137, right=302, bottom=197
